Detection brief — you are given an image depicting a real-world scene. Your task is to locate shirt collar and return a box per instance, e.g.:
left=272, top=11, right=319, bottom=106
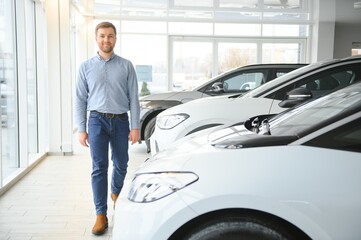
left=96, top=52, right=115, bottom=62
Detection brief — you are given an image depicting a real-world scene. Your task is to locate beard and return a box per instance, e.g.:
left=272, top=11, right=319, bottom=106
left=99, top=43, right=114, bottom=53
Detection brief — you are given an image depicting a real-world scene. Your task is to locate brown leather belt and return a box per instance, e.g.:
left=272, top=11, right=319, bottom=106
left=92, top=110, right=127, bottom=118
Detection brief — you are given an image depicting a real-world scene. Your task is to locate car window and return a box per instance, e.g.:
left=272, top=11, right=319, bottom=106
left=275, top=69, right=295, bottom=78
left=223, top=71, right=266, bottom=93
left=243, top=62, right=325, bottom=98
left=304, top=118, right=361, bottom=153
left=269, top=63, right=361, bottom=101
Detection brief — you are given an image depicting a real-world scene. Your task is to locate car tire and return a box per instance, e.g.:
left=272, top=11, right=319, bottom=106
left=144, top=116, right=156, bottom=152
left=180, top=215, right=303, bottom=240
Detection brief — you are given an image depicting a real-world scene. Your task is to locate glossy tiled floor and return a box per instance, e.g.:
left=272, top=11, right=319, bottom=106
left=0, top=139, right=149, bottom=240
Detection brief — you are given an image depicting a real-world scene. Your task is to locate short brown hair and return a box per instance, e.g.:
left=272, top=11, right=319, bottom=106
left=95, top=22, right=117, bottom=35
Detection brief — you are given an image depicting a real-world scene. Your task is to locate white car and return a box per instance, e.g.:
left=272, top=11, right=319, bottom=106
left=140, top=63, right=305, bottom=152
left=112, top=82, right=361, bottom=240
left=150, top=55, right=361, bottom=155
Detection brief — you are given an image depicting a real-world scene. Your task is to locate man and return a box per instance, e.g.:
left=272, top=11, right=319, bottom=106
left=74, top=22, right=140, bottom=235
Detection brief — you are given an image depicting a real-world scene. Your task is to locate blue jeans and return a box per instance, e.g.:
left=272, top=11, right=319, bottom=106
left=88, top=111, right=130, bottom=215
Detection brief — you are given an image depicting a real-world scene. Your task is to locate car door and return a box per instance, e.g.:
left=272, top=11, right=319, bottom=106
left=267, top=63, right=361, bottom=113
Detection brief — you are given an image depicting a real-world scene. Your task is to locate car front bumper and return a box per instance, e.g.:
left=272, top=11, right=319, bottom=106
left=112, top=188, right=197, bottom=240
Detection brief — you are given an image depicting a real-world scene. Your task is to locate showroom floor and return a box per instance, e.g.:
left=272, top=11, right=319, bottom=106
left=0, top=138, right=149, bottom=240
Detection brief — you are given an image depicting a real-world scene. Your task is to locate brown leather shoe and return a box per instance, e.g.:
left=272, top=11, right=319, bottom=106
left=111, top=193, right=119, bottom=209
left=92, top=214, right=108, bottom=235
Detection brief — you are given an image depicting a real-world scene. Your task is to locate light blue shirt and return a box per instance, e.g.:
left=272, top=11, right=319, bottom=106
left=75, top=53, right=140, bottom=132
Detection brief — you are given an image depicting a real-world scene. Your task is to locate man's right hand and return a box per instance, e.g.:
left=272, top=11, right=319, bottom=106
left=78, top=132, right=89, bottom=147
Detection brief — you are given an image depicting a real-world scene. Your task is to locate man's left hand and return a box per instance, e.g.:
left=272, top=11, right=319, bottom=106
left=129, top=129, right=140, bottom=145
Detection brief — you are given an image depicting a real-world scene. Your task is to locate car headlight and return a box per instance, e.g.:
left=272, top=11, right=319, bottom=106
left=128, top=172, right=198, bottom=203
left=156, top=113, right=189, bottom=129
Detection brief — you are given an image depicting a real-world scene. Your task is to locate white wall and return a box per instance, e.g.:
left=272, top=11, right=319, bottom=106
left=333, top=0, right=361, bottom=58
left=310, top=0, right=361, bottom=61
left=334, top=25, right=361, bottom=58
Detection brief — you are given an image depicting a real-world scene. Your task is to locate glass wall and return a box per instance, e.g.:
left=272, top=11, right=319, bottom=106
left=172, top=40, right=213, bottom=91
left=218, top=43, right=258, bottom=73
left=121, top=34, right=168, bottom=94
left=0, top=0, right=18, bottom=181
left=0, top=0, right=44, bottom=191
left=71, top=0, right=311, bottom=93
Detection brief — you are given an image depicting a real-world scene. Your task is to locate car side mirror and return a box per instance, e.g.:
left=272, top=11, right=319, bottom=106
left=206, top=82, right=224, bottom=93
left=279, top=87, right=313, bottom=108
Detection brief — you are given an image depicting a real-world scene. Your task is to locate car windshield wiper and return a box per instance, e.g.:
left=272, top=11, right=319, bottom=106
left=251, top=117, right=271, bottom=135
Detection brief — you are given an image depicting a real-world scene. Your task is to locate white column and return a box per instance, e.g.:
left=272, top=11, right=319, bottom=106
left=311, top=0, right=336, bottom=62
left=46, top=0, right=73, bottom=154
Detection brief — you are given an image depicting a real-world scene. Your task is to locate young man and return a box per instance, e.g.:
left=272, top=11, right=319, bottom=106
left=74, top=22, right=140, bottom=235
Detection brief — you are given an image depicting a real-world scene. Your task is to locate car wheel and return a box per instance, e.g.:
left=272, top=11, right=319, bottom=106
left=144, top=117, right=156, bottom=152
left=180, top=215, right=301, bottom=240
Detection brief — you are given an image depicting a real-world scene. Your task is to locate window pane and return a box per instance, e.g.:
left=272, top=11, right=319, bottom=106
left=218, top=43, right=257, bottom=73
left=263, top=24, right=308, bottom=37
left=92, top=0, right=122, bottom=15
left=121, top=8, right=168, bottom=18
left=219, top=0, right=258, bottom=8
left=121, top=34, right=167, bottom=94
left=121, top=21, right=167, bottom=34
left=174, top=0, right=213, bottom=7
left=262, top=43, right=301, bottom=63
left=263, top=12, right=309, bottom=21
left=215, top=23, right=261, bottom=36
left=169, top=22, right=213, bottom=35
left=0, top=0, right=18, bottom=180
left=172, top=41, right=212, bottom=91
left=168, top=10, right=213, bottom=20
left=214, top=11, right=261, bottom=21
left=263, top=0, right=302, bottom=9
left=122, top=0, right=167, bottom=8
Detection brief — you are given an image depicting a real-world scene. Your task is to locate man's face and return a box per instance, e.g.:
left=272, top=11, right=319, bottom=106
left=96, top=27, right=116, bottom=54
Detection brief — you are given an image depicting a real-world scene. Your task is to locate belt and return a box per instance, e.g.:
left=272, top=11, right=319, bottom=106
left=92, top=110, right=127, bottom=118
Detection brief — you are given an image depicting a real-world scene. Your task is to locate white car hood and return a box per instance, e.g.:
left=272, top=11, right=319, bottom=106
left=156, top=94, right=243, bottom=116
left=157, top=95, right=277, bottom=126
left=140, top=90, right=204, bottom=103
left=152, top=117, right=288, bottom=160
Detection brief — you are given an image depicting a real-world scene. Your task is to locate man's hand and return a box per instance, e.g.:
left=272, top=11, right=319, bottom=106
left=78, top=132, right=89, bottom=147
left=129, top=129, right=140, bottom=145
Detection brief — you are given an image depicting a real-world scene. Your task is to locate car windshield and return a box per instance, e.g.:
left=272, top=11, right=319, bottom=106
left=267, top=83, right=361, bottom=136
left=211, top=83, right=361, bottom=146
left=241, top=60, right=335, bottom=98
